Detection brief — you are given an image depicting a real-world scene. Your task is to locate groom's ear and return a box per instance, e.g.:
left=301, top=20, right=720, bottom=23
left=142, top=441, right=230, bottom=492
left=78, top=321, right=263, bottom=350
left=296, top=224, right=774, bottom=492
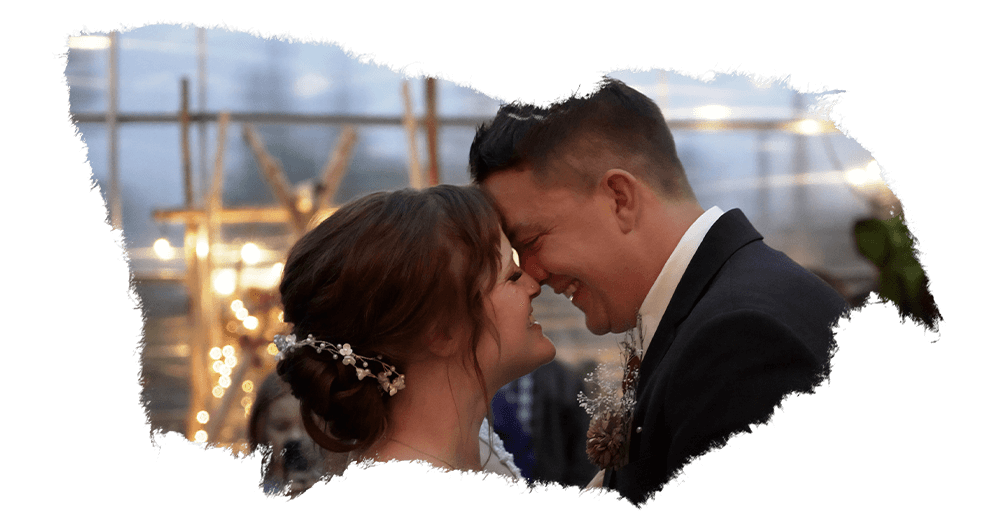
left=600, top=169, right=640, bottom=234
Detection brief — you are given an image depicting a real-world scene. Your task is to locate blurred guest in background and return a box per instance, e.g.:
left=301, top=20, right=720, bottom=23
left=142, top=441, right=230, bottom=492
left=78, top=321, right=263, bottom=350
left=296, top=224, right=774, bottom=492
left=248, top=372, right=349, bottom=496
left=492, top=359, right=597, bottom=488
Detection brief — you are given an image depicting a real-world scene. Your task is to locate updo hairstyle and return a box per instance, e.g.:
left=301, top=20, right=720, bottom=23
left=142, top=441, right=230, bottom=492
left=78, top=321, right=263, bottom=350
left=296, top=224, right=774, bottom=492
left=276, top=185, right=503, bottom=453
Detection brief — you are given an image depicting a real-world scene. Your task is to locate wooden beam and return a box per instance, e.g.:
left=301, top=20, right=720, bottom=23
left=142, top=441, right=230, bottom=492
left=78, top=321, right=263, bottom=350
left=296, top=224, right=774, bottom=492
left=401, top=80, right=423, bottom=189
left=425, top=77, right=439, bottom=186
left=315, top=127, right=357, bottom=211
left=154, top=205, right=308, bottom=225
left=242, top=124, right=307, bottom=233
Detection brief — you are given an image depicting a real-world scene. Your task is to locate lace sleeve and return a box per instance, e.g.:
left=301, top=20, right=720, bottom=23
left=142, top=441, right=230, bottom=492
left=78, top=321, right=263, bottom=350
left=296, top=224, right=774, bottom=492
left=479, top=419, right=522, bottom=479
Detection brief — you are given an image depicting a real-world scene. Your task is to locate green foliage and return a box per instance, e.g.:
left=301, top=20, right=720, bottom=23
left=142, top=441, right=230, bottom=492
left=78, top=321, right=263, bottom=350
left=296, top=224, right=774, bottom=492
left=854, top=217, right=942, bottom=330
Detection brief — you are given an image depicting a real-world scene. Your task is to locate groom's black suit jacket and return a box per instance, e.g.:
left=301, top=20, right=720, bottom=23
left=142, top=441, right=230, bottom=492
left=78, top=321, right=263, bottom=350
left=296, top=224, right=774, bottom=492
left=604, top=209, right=847, bottom=505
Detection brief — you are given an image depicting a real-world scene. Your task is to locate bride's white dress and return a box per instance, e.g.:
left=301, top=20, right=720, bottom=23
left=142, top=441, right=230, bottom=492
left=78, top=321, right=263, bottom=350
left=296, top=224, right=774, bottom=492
left=478, top=419, right=521, bottom=478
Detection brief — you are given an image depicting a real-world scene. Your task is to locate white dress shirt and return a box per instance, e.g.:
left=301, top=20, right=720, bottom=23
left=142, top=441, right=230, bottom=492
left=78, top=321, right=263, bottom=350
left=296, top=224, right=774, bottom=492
left=637, top=206, right=725, bottom=353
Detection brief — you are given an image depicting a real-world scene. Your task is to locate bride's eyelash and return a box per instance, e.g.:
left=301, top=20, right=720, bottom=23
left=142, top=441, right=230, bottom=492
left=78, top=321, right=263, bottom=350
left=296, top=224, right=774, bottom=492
left=509, top=270, right=523, bottom=282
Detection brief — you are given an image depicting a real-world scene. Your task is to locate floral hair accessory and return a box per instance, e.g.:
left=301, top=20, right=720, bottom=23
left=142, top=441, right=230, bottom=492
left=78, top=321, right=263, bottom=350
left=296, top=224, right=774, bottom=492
left=273, top=333, right=406, bottom=396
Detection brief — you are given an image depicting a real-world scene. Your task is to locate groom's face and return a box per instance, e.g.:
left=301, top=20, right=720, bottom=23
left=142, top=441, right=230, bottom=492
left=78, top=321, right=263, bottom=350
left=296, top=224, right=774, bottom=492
left=483, top=166, right=640, bottom=335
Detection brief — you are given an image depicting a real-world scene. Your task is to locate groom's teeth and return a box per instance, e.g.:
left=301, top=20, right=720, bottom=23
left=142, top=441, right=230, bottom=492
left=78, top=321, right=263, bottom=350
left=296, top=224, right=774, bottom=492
left=563, top=282, right=578, bottom=300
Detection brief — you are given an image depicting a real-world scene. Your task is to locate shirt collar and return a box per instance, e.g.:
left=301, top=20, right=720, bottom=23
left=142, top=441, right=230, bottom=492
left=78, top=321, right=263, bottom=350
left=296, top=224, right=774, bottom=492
left=637, top=206, right=725, bottom=352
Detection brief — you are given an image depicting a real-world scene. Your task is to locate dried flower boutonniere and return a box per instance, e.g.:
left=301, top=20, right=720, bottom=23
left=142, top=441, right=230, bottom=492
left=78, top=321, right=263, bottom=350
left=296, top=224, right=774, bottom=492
left=578, top=316, right=644, bottom=471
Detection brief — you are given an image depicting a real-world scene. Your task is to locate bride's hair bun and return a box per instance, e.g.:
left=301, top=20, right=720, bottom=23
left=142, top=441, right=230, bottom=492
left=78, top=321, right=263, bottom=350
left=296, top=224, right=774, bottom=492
left=276, top=185, right=502, bottom=453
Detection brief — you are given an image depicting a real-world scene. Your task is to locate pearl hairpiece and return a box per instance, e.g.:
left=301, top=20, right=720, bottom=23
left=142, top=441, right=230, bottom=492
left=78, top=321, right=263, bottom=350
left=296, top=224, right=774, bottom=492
left=274, top=333, right=406, bottom=396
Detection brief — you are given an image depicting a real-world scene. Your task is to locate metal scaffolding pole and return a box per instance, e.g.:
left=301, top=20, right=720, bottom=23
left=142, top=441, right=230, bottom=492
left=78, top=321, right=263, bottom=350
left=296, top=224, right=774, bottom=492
left=107, top=31, right=121, bottom=231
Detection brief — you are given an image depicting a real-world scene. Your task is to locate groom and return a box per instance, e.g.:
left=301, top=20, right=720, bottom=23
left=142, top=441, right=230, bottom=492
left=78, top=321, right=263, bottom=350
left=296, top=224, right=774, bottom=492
left=470, top=78, right=847, bottom=505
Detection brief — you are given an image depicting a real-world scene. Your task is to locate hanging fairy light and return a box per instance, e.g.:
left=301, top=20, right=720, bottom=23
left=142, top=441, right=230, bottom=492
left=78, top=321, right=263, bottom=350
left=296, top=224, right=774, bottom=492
left=266, top=343, right=279, bottom=356
left=212, top=386, right=225, bottom=398
left=222, top=345, right=235, bottom=357
left=224, top=355, right=238, bottom=368
left=196, top=410, right=210, bottom=424
left=212, top=361, right=225, bottom=373
left=194, top=430, right=208, bottom=443
left=235, top=307, right=249, bottom=321
left=243, top=316, right=259, bottom=330
left=242, top=380, right=254, bottom=393
left=230, top=299, right=244, bottom=312
left=209, top=347, right=222, bottom=360
left=219, top=375, right=232, bottom=388
left=213, top=269, right=237, bottom=296
left=241, top=242, right=262, bottom=265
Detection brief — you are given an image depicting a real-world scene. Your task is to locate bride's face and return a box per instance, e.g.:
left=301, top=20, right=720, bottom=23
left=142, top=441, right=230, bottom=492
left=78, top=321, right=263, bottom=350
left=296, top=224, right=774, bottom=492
left=480, top=232, right=556, bottom=389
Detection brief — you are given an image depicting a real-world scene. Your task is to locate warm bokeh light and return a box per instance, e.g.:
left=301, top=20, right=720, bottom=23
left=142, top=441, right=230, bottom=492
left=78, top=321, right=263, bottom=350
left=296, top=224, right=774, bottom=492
left=243, top=316, right=259, bottom=330
left=68, top=35, right=111, bottom=50
left=209, top=347, right=222, bottom=360
left=212, top=269, right=237, bottom=296
left=194, top=430, right=208, bottom=442
left=846, top=160, right=884, bottom=192
left=270, top=262, right=285, bottom=287
left=219, top=375, right=232, bottom=388
left=694, top=104, right=731, bottom=120
left=241, top=242, right=262, bottom=265
left=196, top=410, right=209, bottom=424
left=242, top=380, right=254, bottom=393
left=225, top=355, right=238, bottom=368
left=267, top=343, right=279, bottom=356
left=222, top=345, right=235, bottom=357
left=218, top=365, right=232, bottom=377
left=235, top=307, right=249, bottom=321
left=212, top=360, right=225, bottom=373
left=153, top=238, right=175, bottom=260
left=230, top=299, right=244, bottom=312
left=794, top=119, right=821, bottom=135
left=241, top=396, right=253, bottom=407
left=212, top=386, right=225, bottom=398
left=196, top=237, right=209, bottom=258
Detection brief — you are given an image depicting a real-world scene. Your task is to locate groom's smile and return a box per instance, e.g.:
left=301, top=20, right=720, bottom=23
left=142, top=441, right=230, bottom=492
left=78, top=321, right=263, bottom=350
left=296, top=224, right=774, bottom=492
left=482, top=165, right=645, bottom=336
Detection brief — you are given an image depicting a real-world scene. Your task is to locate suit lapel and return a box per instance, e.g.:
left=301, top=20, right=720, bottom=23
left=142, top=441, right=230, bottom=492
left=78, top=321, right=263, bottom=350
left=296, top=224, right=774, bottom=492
left=639, top=209, right=763, bottom=382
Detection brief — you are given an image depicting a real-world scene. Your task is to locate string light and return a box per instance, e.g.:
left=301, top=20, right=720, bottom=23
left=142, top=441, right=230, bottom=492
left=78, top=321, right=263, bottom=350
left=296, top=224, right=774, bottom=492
left=219, top=376, right=232, bottom=388
left=266, top=343, right=279, bottom=356
left=212, top=386, right=225, bottom=398
left=241, top=242, right=262, bottom=265
left=196, top=411, right=209, bottom=424
left=243, top=316, right=259, bottom=330
left=242, top=380, right=254, bottom=393
left=222, top=345, right=235, bottom=357
left=213, top=269, right=237, bottom=296
left=241, top=396, right=253, bottom=408
left=230, top=300, right=244, bottom=312
left=235, top=307, right=249, bottom=321
left=194, top=430, right=208, bottom=442
left=224, top=355, right=238, bottom=368
left=209, top=347, right=222, bottom=360
left=212, top=360, right=225, bottom=373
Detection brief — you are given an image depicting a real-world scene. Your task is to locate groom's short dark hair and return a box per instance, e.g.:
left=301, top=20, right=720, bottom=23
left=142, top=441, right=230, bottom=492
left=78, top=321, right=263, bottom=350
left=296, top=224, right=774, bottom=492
left=469, top=77, right=694, bottom=199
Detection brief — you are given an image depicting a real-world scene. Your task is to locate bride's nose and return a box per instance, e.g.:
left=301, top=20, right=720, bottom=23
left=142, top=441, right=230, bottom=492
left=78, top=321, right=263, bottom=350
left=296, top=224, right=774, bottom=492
left=526, top=273, right=541, bottom=299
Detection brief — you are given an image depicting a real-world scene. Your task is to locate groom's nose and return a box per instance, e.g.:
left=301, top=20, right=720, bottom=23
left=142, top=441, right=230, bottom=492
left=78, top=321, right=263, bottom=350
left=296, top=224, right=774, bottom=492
left=520, top=251, right=548, bottom=284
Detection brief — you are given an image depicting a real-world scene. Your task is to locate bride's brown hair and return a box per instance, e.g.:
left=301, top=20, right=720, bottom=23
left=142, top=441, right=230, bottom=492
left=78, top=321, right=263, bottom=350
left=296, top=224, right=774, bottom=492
left=276, top=185, right=502, bottom=453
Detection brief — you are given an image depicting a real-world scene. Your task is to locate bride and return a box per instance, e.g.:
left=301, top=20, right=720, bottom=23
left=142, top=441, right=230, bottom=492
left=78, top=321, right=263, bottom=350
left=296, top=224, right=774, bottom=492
left=274, top=184, right=555, bottom=475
